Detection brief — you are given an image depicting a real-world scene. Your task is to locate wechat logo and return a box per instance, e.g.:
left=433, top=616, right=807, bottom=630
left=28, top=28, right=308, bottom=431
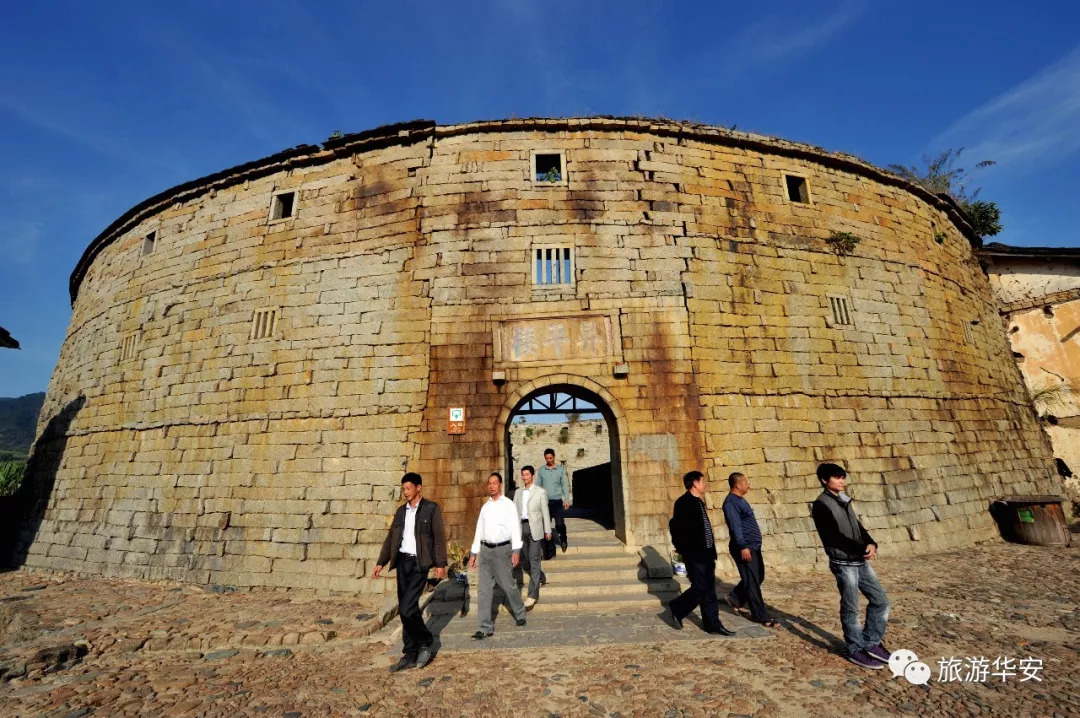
left=889, top=649, right=931, bottom=685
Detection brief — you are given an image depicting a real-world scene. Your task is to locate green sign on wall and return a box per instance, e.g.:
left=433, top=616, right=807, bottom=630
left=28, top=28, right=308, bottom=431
left=1018, top=508, right=1035, bottom=524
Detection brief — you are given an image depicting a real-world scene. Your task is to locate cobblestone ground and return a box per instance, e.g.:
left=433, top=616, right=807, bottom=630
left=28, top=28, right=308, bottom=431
left=1, top=539, right=1077, bottom=717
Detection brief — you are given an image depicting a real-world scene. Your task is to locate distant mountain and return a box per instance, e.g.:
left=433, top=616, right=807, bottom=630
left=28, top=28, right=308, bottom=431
left=0, top=392, right=45, bottom=456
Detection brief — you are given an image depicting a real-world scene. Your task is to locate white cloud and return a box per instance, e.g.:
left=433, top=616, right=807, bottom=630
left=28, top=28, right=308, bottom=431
left=730, top=1, right=866, bottom=63
left=933, top=44, right=1080, bottom=172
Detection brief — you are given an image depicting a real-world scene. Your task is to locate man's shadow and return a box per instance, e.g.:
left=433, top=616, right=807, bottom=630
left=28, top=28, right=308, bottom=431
left=711, top=575, right=845, bottom=652
left=415, top=577, right=471, bottom=656
left=2, top=395, right=85, bottom=570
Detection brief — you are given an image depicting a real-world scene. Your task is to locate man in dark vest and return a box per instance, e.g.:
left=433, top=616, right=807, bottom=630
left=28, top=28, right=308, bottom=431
left=666, top=470, right=736, bottom=636
left=374, top=472, right=447, bottom=672
left=812, top=462, right=891, bottom=670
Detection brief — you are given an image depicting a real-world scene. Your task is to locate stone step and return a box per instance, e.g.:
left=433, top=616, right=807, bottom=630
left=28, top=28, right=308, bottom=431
left=562, top=533, right=621, bottom=542
left=539, top=565, right=650, bottom=582
left=539, top=578, right=679, bottom=598
left=538, top=553, right=637, bottom=569
left=425, top=589, right=679, bottom=617
left=533, top=591, right=679, bottom=612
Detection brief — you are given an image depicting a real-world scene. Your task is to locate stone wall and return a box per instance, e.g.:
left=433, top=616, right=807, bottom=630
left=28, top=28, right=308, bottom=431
left=14, top=118, right=1062, bottom=593
left=509, top=419, right=611, bottom=484
left=986, top=256, right=1080, bottom=306
left=984, top=252, right=1080, bottom=511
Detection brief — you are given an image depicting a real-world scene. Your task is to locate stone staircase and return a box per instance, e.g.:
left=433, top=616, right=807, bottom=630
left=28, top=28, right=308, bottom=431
left=500, top=517, right=681, bottom=614
left=375, top=516, right=770, bottom=654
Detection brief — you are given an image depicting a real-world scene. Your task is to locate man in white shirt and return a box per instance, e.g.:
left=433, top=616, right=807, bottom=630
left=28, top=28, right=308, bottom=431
left=468, top=472, right=528, bottom=639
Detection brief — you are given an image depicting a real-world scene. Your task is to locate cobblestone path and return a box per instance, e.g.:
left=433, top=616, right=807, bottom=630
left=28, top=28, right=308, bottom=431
left=1, top=538, right=1077, bottom=717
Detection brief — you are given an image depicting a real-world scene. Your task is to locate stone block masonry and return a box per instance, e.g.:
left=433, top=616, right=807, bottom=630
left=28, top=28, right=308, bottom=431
left=12, top=117, right=1062, bottom=594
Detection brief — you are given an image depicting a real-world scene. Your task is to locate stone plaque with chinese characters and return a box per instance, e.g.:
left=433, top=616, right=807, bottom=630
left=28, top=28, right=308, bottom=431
left=494, top=314, right=619, bottom=367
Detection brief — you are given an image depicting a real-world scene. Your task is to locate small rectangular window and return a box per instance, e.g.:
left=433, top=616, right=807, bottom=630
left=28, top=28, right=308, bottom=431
left=828, top=296, right=853, bottom=327
left=250, top=308, right=278, bottom=340
left=785, top=175, right=810, bottom=204
left=533, top=246, right=574, bottom=286
left=120, top=332, right=139, bottom=363
left=142, top=231, right=156, bottom=257
left=269, top=191, right=295, bottom=221
left=963, top=319, right=979, bottom=344
left=531, top=151, right=567, bottom=186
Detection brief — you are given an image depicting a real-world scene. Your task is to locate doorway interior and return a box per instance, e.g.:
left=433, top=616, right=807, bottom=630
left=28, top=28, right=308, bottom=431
left=504, top=384, right=625, bottom=541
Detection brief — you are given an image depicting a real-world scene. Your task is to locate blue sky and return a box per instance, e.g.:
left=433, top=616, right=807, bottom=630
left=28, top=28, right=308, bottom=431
left=1, top=0, right=1078, bottom=397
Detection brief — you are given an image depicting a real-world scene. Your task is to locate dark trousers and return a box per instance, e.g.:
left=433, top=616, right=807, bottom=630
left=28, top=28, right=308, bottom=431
left=396, top=555, right=432, bottom=658
left=548, top=499, right=567, bottom=545
left=729, top=547, right=770, bottom=623
left=669, top=556, right=721, bottom=630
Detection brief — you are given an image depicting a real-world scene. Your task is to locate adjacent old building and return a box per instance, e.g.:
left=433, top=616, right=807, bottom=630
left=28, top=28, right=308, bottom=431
left=982, top=242, right=1080, bottom=508
left=10, top=118, right=1063, bottom=593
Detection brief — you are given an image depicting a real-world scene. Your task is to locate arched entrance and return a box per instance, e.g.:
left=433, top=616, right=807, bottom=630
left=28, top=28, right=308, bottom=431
left=497, top=379, right=628, bottom=543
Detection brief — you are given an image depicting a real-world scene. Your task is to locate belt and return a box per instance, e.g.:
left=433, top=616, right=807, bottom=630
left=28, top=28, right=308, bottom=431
left=399, top=552, right=417, bottom=559
left=481, top=540, right=510, bottom=548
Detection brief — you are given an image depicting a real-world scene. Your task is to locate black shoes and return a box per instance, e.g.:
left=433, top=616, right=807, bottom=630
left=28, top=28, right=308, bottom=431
left=707, top=624, right=736, bottom=637
left=471, top=630, right=492, bottom=640
left=415, top=645, right=432, bottom=669
left=389, top=655, right=416, bottom=672
left=560, top=538, right=568, bottom=553
left=669, top=608, right=684, bottom=630
left=516, top=618, right=527, bottom=627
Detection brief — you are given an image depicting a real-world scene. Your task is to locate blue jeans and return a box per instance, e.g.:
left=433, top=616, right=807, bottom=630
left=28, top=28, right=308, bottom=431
left=829, top=560, right=889, bottom=655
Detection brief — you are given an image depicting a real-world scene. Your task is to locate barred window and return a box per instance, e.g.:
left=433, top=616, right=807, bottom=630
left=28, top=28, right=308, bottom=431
left=120, top=332, right=139, bottom=363
left=534, top=246, right=574, bottom=286
left=250, top=308, right=278, bottom=340
left=828, top=296, right=853, bottom=327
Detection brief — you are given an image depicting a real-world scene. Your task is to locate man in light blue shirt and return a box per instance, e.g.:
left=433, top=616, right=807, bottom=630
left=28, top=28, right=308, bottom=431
left=536, top=448, right=570, bottom=552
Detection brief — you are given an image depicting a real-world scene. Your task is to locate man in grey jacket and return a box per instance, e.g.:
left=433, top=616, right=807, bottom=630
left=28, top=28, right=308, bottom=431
left=513, top=465, right=552, bottom=609
left=811, top=462, right=891, bottom=670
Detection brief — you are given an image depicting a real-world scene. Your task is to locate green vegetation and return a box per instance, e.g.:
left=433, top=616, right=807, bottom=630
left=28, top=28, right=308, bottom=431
left=888, top=148, right=1002, bottom=242
left=826, top=231, right=861, bottom=256
left=0, top=460, right=24, bottom=496
left=538, top=167, right=562, bottom=183
left=1031, top=381, right=1072, bottom=418
left=558, top=426, right=570, bottom=444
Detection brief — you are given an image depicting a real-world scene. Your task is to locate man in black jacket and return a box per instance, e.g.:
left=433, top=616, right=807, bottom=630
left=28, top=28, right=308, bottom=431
left=811, top=463, right=891, bottom=670
left=374, top=473, right=447, bottom=672
left=666, top=471, right=735, bottom=636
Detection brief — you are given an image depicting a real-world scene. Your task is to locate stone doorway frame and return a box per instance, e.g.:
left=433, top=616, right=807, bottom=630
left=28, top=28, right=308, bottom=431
left=496, top=375, right=631, bottom=544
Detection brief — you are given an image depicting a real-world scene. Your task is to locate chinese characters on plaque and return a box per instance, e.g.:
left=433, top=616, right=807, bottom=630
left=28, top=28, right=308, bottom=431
left=497, top=316, right=614, bottom=365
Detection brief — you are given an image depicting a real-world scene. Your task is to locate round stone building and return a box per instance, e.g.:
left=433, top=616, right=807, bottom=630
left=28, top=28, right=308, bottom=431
left=13, top=117, right=1062, bottom=594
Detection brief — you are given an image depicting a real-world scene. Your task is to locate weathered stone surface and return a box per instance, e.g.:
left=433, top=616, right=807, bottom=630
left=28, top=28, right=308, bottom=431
left=983, top=247, right=1079, bottom=513
left=11, top=118, right=1062, bottom=594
